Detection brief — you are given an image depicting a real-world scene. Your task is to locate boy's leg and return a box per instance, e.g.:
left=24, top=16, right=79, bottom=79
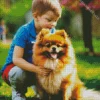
left=8, top=66, right=36, bottom=100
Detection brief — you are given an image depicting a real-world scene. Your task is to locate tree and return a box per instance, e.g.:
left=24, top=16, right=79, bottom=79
left=0, top=0, right=10, bottom=18
left=4, top=0, right=11, bottom=8
left=60, top=0, right=100, bottom=56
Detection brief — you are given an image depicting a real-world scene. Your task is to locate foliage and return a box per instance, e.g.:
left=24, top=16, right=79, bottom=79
left=5, top=0, right=32, bottom=33
left=60, top=0, right=100, bottom=11
left=0, top=81, right=35, bottom=98
left=6, top=0, right=32, bottom=23
left=0, top=82, right=11, bottom=97
left=56, top=7, right=74, bottom=34
left=0, top=0, right=32, bottom=33
left=0, top=0, right=10, bottom=18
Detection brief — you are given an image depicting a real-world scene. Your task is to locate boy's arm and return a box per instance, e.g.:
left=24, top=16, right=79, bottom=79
left=13, top=46, right=51, bottom=76
left=13, top=46, right=36, bottom=72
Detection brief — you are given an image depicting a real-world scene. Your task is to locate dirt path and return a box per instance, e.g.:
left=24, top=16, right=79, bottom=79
left=2, top=39, right=12, bottom=44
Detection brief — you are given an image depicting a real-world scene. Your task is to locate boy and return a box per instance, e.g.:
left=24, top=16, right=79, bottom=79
left=1, top=0, right=62, bottom=100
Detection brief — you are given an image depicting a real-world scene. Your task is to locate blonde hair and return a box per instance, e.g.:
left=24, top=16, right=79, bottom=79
left=32, top=0, right=62, bottom=17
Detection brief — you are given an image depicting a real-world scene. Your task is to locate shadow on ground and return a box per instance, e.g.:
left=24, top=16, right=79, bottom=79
left=0, top=97, right=40, bottom=100
left=76, top=53, right=100, bottom=64
left=82, top=79, right=100, bottom=91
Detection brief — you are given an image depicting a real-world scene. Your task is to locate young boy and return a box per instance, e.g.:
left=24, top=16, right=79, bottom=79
left=1, top=0, right=62, bottom=100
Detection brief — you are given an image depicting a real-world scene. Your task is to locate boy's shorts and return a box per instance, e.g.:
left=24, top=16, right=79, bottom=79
left=2, top=63, right=15, bottom=85
left=2, top=63, right=36, bottom=86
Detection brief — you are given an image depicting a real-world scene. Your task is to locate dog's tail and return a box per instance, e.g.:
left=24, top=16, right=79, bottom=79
left=82, top=88, right=100, bottom=100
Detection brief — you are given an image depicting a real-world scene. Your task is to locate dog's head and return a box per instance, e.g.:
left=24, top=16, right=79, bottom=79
left=35, top=28, right=71, bottom=60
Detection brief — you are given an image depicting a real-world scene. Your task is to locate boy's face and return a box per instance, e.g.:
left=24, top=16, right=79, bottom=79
left=35, top=10, right=60, bottom=30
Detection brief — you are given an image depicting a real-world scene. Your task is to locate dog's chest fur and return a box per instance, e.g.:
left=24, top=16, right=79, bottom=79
left=37, top=59, right=74, bottom=94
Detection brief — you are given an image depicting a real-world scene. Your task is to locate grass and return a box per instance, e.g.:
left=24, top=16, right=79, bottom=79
left=0, top=42, right=10, bottom=67
left=72, top=38, right=100, bottom=90
left=0, top=38, right=100, bottom=99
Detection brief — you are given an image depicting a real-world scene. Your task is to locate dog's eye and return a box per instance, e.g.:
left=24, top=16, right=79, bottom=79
left=57, top=44, right=60, bottom=47
left=57, top=44, right=62, bottom=47
left=45, top=43, right=51, bottom=47
left=62, top=44, right=67, bottom=48
left=38, top=43, right=43, bottom=47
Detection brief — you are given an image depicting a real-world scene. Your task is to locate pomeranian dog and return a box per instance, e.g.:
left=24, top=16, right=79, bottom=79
left=33, top=29, right=100, bottom=100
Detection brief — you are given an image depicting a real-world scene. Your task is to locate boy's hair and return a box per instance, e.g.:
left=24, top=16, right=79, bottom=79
left=32, top=0, right=62, bottom=17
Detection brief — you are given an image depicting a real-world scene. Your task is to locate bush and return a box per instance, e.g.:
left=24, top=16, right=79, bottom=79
left=56, top=7, right=75, bottom=35
left=0, top=1, right=10, bottom=18
left=5, top=0, right=32, bottom=34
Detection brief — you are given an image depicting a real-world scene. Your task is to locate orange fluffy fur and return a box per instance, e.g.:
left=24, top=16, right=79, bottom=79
left=33, top=29, right=84, bottom=100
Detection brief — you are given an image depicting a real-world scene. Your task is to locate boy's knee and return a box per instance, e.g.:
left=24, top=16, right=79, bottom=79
left=8, top=66, right=26, bottom=82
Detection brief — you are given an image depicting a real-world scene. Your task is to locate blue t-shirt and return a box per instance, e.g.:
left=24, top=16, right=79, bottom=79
left=1, top=19, right=55, bottom=74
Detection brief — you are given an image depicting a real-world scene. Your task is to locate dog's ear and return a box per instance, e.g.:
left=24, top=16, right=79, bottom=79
left=38, top=28, right=49, bottom=40
left=56, top=30, right=68, bottom=39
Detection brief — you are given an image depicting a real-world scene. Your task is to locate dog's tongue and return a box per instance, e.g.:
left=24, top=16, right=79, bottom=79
left=51, top=53, right=57, bottom=59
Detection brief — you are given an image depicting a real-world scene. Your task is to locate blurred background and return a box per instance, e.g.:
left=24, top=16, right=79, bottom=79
left=0, top=0, right=100, bottom=99
left=0, top=0, right=100, bottom=37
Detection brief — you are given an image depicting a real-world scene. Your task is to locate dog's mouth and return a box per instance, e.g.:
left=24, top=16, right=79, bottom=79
left=42, top=51, right=64, bottom=59
left=50, top=52, right=58, bottom=59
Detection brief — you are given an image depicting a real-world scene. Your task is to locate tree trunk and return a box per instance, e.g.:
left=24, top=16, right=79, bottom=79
left=4, top=0, right=11, bottom=8
left=81, top=7, right=94, bottom=53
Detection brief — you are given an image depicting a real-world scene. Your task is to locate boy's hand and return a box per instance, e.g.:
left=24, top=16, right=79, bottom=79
left=35, top=67, right=52, bottom=76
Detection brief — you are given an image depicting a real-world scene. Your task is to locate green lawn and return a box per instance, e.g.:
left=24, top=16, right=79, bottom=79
left=0, top=38, right=100, bottom=99
left=0, top=47, right=9, bottom=68
left=72, top=38, right=100, bottom=90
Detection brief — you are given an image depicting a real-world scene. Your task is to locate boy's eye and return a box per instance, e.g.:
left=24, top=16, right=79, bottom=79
left=46, top=18, right=52, bottom=22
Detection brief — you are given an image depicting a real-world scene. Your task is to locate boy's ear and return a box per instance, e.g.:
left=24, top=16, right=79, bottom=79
left=37, top=28, right=50, bottom=40
left=56, top=30, right=68, bottom=39
left=33, top=12, right=39, bottom=20
left=33, top=12, right=38, bottom=17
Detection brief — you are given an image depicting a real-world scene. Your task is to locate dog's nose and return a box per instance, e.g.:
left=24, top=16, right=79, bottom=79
left=52, top=47, right=56, bottom=51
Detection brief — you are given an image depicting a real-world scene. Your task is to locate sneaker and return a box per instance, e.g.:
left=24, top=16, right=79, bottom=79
left=12, top=88, right=26, bottom=100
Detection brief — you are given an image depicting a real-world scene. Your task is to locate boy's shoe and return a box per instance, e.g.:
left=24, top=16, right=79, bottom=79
left=12, top=88, right=26, bottom=100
